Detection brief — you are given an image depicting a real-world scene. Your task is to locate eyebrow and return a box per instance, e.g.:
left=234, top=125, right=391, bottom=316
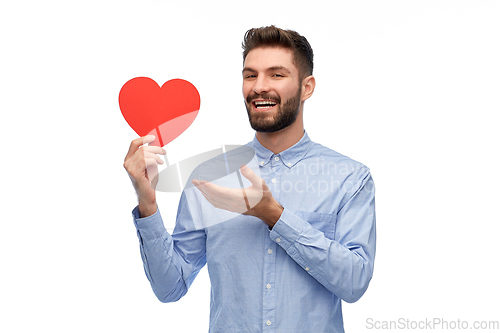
left=242, top=67, right=257, bottom=73
left=242, top=66, right=292, bottom=74
left=268, top=66, right=292, bottom=73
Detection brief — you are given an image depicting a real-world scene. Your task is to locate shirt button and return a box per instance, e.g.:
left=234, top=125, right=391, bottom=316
left=271, top=179, right=276, bottom=184
left=274, top=156, right=280, bottom=161
left=267, top=320, right=272, bottom=326
left=260, top=161, right=264, bottom=166
left=266, top=283, right=271, bottom=289
left=276, top=237, right=281, bottom=243
left=268, top=248, right=272, bottom=254
left=287, top=162, right=292, bottom=167
left=305, top=267, right=310, bottom=271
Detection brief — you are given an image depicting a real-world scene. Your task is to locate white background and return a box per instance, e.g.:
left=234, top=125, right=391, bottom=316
left=1, top=0, right=499, bottom=332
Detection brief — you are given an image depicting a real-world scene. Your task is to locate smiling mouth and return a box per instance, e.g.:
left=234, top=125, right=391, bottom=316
left=252, top=100, right=278, bottom=111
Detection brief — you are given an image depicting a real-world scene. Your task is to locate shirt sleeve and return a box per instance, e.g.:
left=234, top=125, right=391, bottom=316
left=269, top=169, right=376, bottom=303
left=132, top=192, right=207, bottom=303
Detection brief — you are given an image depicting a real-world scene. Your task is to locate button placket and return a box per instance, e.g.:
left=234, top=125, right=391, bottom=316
left=263, top=232, right=277, bottom=332
left=262, top=155, right=281, bottom=331
left=268, top=154, right=282, bottom=202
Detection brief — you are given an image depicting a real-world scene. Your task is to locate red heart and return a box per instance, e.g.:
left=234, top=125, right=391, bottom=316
left=119, top=77, right=200, bottom=147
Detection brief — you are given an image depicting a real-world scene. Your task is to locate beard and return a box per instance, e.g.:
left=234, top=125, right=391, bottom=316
left=245, top=88, right=302, bottom=133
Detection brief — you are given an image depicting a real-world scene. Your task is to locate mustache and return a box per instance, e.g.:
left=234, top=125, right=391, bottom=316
left=246, top=93, right=281, bottom=104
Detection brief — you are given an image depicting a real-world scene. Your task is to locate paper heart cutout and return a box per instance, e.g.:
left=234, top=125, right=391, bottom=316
left=119, top=77, right=200, bottom=147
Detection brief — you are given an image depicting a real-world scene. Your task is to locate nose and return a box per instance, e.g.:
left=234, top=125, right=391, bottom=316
left=252, top=76, right=270, bottom=95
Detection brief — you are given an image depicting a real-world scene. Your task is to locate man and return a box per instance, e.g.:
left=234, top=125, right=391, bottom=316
left=124, top=26, right=376, bottom=333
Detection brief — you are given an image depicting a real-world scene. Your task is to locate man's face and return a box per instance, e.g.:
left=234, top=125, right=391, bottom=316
left=242, top=47, right=302, bottom=133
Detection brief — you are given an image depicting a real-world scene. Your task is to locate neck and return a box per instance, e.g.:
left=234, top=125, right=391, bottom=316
left=255, top=112, right=304, bottom=154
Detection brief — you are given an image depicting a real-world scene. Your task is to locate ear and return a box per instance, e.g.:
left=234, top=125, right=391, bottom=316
left=300, top=75, right=316, bottom=102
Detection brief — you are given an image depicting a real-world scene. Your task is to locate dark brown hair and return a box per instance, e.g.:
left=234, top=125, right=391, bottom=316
left=242, top=25, right=314, bottom=80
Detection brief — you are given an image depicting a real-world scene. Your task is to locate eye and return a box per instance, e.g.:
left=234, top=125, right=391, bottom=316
left=244, top=74, right=256, bottom=79
left=272, top=74, right=284, bottom=78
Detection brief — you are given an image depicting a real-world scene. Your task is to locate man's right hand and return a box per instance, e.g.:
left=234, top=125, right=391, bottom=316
left=123, top=135, right=166, bottom=217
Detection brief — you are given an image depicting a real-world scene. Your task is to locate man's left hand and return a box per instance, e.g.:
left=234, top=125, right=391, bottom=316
left=192, top=165, right=283, bottom=228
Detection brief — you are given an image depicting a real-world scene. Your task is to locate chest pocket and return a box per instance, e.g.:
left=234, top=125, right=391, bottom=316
left=293, top=211, right=336, bottom=240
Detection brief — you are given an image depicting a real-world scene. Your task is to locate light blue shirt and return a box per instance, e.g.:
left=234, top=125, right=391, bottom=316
left=132, top=132, right=376, bottom=333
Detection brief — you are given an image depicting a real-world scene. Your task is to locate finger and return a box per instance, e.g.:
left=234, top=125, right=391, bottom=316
left=240, top=165, right=263, bottom=188
left=193, top=181, right=219, bottom=200
left=140, top=145, right=166, bottom=155
left=198, top=190, right=215, bottom=206
left=144, top=157, right=162, bottom=167
left=126, top=156, right=158, bottom=179
left=145, top=163, right=159, bottom=183
left=143, top=151, right=164, bottom=165
left=126, top=150, right=164, bottom=176
left=192, top=179, right=214, bottom=189
left=192, top=180, right=211, bottom=198
left=261, top=179, right=270, bottom=191
left=198, top=186, right=245, bottom=213
left=193, top=179, right=210, bottom=186
left=192, top=179, right=204, bottom=193
left=125, top=135, right=156, bottom=161
left=241, top=187, right=250, bottom=211
left=195, top=181, right=226, bottom=196
left=192, top=182, right=217, bottom=205
left=193, top=180, right=232, bottom=204
left=141, top=134, right=157, bottom=145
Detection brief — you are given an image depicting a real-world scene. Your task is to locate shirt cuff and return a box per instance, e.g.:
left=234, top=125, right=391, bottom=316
left=269, top=208, right=306, bottom=250
left=132, top=206, right=168, bottom=241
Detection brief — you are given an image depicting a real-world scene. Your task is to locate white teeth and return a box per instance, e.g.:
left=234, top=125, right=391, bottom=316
left=254, top=101, right=277, bottom=107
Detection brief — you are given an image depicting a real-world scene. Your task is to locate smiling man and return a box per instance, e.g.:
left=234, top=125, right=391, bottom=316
left=124, top=26, right=376, bottom=333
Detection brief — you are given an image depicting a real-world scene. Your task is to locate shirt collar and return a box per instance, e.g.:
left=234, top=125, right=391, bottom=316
left=250, top=131, right=313, bottom=168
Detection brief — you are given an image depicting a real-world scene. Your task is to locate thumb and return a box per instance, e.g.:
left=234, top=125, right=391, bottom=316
left=240, top=165, right=262, bottom=188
